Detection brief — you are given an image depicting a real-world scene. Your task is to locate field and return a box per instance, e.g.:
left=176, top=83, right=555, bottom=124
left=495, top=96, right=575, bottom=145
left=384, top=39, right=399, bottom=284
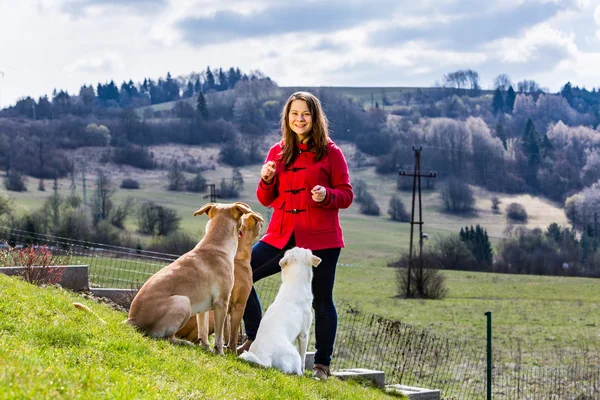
left=2, top=142, right=585, bottom=363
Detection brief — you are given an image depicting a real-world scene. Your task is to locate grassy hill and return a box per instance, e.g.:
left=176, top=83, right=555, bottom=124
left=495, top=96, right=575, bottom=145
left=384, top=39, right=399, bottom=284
left=3, top=142, right=569, bottom=268
left=0, top=273, right=402, bottom=399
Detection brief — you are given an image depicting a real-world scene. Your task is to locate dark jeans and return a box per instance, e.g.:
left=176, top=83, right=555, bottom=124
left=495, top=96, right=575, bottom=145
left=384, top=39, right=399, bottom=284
left=242, top=237, right=341, bottom=367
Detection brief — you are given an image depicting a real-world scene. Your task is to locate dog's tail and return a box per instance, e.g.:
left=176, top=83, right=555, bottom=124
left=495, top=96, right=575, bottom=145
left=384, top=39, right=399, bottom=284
left=239, top=350, right=265, bottom=366
left=73, top=302, right=107, bottom=324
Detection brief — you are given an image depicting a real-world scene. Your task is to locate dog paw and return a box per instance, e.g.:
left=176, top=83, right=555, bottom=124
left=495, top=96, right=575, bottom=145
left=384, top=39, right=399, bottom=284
left=214, top=347, right=225, bottom=356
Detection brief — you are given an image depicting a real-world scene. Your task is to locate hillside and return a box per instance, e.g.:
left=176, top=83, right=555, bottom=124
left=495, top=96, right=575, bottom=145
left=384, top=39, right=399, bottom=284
left=0, top=273, right=401, bottom=399
left=3, top=142, right=569, bottom=267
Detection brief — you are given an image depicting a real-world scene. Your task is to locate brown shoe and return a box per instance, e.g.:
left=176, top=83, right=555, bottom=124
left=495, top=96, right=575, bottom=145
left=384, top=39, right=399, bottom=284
left=312, top=364, right=331, bottom=381
left=236, top=339, right=253, bottom=355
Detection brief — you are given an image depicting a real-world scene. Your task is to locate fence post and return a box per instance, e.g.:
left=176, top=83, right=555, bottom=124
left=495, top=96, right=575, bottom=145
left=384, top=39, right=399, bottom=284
left=485, top=311, right=492, bottom=400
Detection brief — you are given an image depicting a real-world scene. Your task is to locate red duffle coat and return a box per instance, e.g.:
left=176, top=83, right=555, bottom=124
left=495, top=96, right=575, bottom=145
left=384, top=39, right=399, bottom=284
left=256, top=139, right=354, bottom=251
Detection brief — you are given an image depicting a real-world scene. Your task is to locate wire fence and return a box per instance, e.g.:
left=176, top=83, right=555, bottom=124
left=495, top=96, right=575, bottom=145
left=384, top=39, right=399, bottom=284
left=1, top=227, right=599, bottom=399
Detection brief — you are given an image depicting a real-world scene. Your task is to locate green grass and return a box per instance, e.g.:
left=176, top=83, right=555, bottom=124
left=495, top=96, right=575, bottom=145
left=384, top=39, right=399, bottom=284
left=0, top=273, right=404, bottom=399
left=1, top=142, right=585, bottom=369
left=334, top=265, right=600, bottom=365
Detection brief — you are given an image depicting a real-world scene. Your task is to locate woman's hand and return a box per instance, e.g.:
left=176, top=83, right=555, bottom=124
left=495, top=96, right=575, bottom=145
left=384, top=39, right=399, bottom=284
left=311, top=185, right=327, bottom=202
left=261, top=161, right=276, bottom=183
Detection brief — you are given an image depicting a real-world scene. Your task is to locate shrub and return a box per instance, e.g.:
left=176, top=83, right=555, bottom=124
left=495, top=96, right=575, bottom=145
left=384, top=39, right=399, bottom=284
left=219, top=178, right=239, bottom=199
left=0, top=243, right=69, bottom=286
left=5, top=170, right=27, bottom=192
left=491, top=196, right=501, bottom=213
left=440, top=179, right=475, bottom=213
left=506, top=202, right=528, bottom=222
left=137, top=202, right=181, bottom=236
left=388, top=195, right=410, bottom=222
left=146, top=231, right=199, bottom=255
left=113, top=145, right=155, bottom=169
left=353, top=179, right=380, bottom=216
left=167, top=161, right=186, bottom=191
left=357, top=191, right=380, bottom=216
left=434, top=234, right=477, bottom=271
left=120, top=178, right=140, bottom=189
left=389, top=250, right=448, bottom=299
left=186, top=173, right=207, bottom=193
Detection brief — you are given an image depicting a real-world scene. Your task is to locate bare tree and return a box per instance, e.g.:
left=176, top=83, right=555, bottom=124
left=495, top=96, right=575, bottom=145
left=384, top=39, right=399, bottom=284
left=92, top=170, right=115, bottom=225
left=493, top=74, right=513, bottom=91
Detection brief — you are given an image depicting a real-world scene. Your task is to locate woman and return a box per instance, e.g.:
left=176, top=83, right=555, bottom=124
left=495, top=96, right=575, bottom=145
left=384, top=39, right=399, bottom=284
left=238, top=91, right=354, bottom=380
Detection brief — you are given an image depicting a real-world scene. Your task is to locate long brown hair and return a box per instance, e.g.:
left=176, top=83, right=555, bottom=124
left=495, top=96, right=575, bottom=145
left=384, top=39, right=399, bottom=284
left=280, top=92, right=329, bottom=166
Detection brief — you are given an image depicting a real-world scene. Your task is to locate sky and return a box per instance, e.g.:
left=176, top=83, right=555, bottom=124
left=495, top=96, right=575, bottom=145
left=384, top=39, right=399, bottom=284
left=0, top=0, right=599, bottom=108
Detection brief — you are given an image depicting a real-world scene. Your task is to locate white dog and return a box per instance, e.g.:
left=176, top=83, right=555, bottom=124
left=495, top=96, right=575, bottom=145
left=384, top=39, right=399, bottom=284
left=240, top=247, right=321, bottom=375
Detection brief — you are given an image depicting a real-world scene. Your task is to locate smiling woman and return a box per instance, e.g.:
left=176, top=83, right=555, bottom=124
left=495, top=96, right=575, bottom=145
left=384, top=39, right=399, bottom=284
left=238, top=91, right=354, bottom=380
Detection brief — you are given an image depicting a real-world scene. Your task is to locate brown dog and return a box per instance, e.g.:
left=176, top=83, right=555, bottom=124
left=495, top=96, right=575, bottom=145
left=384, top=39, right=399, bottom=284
left=176, top=211, right=264, bottom=351
left=125, top=202, right=252, bottom=354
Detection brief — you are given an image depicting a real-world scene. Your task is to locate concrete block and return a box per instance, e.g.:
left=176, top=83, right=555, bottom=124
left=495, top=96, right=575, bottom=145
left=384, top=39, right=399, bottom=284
left=0, top=265, right=89, bottom=291
left=386, top=384, right=441, bottom=400
left=333, top=368, right=385, bottom=388
left=304, top=351, right=315, bottom=370
left=91, top=288, right=138, bottom=308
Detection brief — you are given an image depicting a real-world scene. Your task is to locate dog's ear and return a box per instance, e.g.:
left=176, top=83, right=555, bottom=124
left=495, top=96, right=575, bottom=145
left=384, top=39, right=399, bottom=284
left=250, top=212, right=264, bottom=223
left=193, top=203, right=215, bottom=217
left=279, top=252, right=291, bottom=269
left=232, top=202, right=252, bottom=219
left=311, top=255, right=322, bottom=268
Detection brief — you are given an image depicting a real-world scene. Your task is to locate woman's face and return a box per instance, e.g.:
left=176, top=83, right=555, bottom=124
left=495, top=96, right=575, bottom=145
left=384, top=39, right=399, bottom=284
left=288, top=99, right=313, bottom=140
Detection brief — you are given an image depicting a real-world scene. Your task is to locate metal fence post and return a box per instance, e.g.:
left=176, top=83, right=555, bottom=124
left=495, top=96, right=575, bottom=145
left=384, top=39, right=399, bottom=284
left=485, top=311, right=492, bottom=400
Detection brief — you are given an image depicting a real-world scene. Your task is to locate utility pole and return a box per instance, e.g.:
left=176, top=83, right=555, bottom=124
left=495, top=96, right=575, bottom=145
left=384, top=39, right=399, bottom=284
left=202, top=183, right=217, bottom=203
left=70, top=163, right=76, bottom=198
left=399, top=146, right=436, bottom=298
left=82, top=170, right=87, bottom=206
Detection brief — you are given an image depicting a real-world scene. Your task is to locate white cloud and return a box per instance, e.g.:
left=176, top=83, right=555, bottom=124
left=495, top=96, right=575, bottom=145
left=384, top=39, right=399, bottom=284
left=595, top=5, right=600, bottom=40
left=486, top=23, right=576, bottom=63
left=1, top=0, right=599, bottom=106
left=64, top=53, right=125, bottom=74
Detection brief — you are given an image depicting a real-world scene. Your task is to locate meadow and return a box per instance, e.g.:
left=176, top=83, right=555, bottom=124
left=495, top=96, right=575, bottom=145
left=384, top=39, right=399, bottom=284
left=2, top=142, right=587, bottom=367
left=0, top=273, right=402, bottom=400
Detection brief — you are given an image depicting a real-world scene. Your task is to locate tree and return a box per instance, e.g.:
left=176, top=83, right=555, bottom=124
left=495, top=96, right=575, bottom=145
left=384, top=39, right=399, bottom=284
left=493, top=74, right=512, bottom=91
left=186, top=173, right=206, bottom=193
left=495, top=122, right=507, bottom=149
left=387, top=195, right=410, bottom=222
left=167, top=160, right=186, bottom=191
left=164, top=72, right=180, bottom=101
left=92, top=170, right=115, bottom=225
left=5, top=169, right=27, bottom=192
left=521, top=118, right=540, bottom=167
left=505, top=85, right=516, bottom=113
left=196, top=91, right=208, bottom=119
left=232, top=168, right=244, bottom=192
left=560, top=82, right=574, bottom=107
left=440, top=179, right=475, bottom=213
left=506, top=202, right=528, bottom=222
left=217, top=68, right=228, bottom=91
left=442, top=69, right=480, bottom=93
left=459, top=225, right=493, bottom=267
left=137, top=202, right=180, bottom=236
left=110, top=198, right=135, bottom=229
left=205, top=67, right=216, bottom=91
left=517, top=79, right=541, bottom=94
left=183, top=81, right=194, bottom=98
left=492, top=88, right=505, bottom=115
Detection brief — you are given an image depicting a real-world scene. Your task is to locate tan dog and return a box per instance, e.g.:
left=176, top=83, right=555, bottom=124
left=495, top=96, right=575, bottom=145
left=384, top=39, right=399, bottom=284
left=125, top=202, right=252, bottom=354
left=176, top=211, right=264, bottom=351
